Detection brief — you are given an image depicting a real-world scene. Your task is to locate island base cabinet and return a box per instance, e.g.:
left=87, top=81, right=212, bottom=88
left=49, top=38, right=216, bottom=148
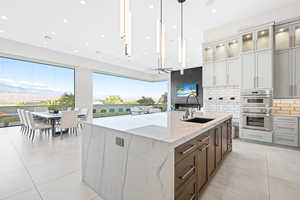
left=197, top=145, right=209, bottom=191
left=175, top=176, right=198, bottom=200
left=207, top=131, right=216, bottom=177
left=175, top=119, right=232, bottom=200
left=215, top=127, right=222, bottom=166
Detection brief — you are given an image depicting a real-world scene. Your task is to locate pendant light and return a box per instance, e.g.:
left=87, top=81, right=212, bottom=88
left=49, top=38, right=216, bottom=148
left=178, top=0, right=186, bottom=75
left=120, top=0, right=132, bottom=57
left=157, top=0, right=166, bottom=71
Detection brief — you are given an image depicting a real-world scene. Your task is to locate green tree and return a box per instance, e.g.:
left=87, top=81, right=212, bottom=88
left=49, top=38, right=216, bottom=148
left=43, top=93, right=75, bottom=109
left=104, top=96, right=124, bottom=104
left=137, top=96, right=155, bottom=105
left=124, top=100, right=138, bottom=104
left=158, top=92, right=168, bottom=104
left=16, top=101, right=27, bottom=106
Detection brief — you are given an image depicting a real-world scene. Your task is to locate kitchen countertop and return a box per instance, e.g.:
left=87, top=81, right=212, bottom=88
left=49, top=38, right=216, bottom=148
left=88, top=111, right=232, bottom=145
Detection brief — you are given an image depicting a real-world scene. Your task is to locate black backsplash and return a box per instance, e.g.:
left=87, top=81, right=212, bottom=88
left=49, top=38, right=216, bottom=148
left=171, top=67, right=203, bottom=108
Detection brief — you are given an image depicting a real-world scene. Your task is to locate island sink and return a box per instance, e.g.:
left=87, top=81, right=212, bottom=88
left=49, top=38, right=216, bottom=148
left=183, top=117, right=215, bottom=123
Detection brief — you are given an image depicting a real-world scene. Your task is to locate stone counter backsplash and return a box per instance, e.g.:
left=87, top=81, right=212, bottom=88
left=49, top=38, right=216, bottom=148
left=273, top=99, right=300, bottom=115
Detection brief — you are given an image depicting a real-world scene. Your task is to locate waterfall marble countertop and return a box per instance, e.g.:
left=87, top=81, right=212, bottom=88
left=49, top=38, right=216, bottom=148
left=88, top=111, right=232, bottom=146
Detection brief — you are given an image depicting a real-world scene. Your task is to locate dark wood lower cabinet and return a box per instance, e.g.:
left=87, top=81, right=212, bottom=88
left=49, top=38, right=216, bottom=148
left=197, top=144, right=208, bottom=191
left=175, top=119, right=232, bottom=200
left=221, top=122, right=228, bottom=157
left=215, top=127, right=222, bottom=166
left=207, top=130, right=216, bottom=177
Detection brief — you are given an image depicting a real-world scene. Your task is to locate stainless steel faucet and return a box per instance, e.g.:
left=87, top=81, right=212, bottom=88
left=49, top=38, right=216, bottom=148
left=182, top=94, right=201, bottom=120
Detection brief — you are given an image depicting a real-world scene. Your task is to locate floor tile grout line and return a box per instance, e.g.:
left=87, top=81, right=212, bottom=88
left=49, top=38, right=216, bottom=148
left=9, top=135, right=45, bottom=200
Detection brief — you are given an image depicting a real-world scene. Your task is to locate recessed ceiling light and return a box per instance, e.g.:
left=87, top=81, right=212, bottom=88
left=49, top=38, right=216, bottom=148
left=172, top=25, right=177, bottom=29
left=100, top=34, right=105, bottom=38
left=145, top=36, right=151, bottom=40
left=1, top=16, right=8, bottom=20
left=63, top=18, right=68, bottom=23
left=51, top=31, right=56, bottom=35
left=85, top=42, right=89, bottom=46
left=73, top=50, right=79, bottom=53
left=211, top=9, right=217, bottom=14
left=80, top=0, right=87, bottom=5
left=149, top=5, right=154, bottom=9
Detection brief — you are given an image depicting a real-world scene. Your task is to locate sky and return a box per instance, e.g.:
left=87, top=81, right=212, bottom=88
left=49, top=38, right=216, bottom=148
left=0, top=57, right=168, bottom=102
left=0, top=57, right=74, bottom=95
left=93, top=73, right=168, bottom=101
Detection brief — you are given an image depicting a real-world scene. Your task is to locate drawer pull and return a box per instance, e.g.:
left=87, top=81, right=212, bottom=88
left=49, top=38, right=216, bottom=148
left=180, top=167, right=195, bottom=180
left=199, top=144, right=209, bottom=151
left=181, top=145, right=196, bottom=155
left=189, top=194, right=196, bottom=200
left=198, top=136, right=209, bottom=143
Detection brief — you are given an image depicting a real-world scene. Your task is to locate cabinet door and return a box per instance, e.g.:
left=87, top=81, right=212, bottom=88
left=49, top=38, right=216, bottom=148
left=256, top=50, right=273, bottom=89
left=227, top=58, right=241, bottom=86
left=221, top=123, right=228, bottom=157
left=197, top=145, right=208, bottom=191
left=203, top=63, right=215, bottom=87
left=293, top=48, right=300, bottom=97
left=274, top=50, right=292, bottom=98
left=241, top=53, right=256, bottom=89
left=207, top=130, right=216, bottom=177
left=215, top=127, right=222, bottom=165
left=214, top=61, right=227, bottom=86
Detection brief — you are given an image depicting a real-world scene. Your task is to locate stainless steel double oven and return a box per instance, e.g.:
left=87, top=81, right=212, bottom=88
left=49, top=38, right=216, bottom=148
left=241, top=90, right=273, bottom=131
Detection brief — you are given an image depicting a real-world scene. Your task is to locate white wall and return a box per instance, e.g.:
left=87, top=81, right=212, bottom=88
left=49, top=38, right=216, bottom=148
left=203, top=1, right=300, bottom=42
left=75, top=68, right=93, bottom=122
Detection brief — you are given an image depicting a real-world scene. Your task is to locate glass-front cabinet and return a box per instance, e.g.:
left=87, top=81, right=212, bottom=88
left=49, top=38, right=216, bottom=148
left=215, top=43, right=227, bottom=60
left=275, top=27, right=290, bottom=50
left=203, top=47, right=214, bottom=63
left=295, top=25, right=300, bottom=47
left=242, top=33, right=254, bottom=52
left=228, top=40, right=239, bottom=58
left=257, top=29, right=270, bottom=50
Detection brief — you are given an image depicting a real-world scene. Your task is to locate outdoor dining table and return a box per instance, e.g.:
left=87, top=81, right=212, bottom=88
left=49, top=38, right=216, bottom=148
left=31, top=112, right=85, bottom=136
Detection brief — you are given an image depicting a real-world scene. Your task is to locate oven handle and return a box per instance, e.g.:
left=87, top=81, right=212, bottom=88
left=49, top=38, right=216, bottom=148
left=242, top=113, right=271, bottom=117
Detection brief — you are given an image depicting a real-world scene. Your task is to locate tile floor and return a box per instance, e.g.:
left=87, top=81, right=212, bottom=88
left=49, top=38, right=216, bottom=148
left=0, top=126, right=300, bottom=200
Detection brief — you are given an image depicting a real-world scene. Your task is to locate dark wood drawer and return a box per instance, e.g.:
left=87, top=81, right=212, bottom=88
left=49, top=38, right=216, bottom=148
left=175, top=139, right=199, bottom=164
left=175, top=176, right=197, bottom=200
left=175, top=152, right=197, bottom=190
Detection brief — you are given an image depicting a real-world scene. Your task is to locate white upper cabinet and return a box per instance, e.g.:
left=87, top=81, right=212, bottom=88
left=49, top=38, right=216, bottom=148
left=227, top=58, right=241, bottom=86
left=214, top=61, right=227, bottom=86
left=256, top=50, right=273, bottom=89
left=275, top=27, right=290, bottom=50
left=203, top=63, right=215, bottom=88
left=203, top=47, right=214, bottom=63
left=274, top=50, right=292, bottom=98
left=241, top=53, right=256, bottom=89
left=296, top=25, right=300, bottom=47
left=256, top=29, right=271, bottom=50
left=242, top=33, right=254, bottom=52
left=202, top=37, right=240, bottom=88
left=293, top=48, right=300, bottom=97
left=240, top=23, right=274, bottom=90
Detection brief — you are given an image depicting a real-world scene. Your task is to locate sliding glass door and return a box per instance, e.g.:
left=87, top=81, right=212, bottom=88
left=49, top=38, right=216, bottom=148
left=0, top=57, right=74, bottom=128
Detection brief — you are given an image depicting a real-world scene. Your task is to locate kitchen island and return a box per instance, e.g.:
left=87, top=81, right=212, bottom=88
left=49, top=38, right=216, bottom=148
left=82, top=111, right=232, bottom=200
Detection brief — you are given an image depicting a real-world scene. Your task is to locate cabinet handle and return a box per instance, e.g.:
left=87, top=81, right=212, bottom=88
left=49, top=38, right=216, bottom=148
left=180, top=145, right=196, bottom=155
left=199, top=144, right=209, bottom=151
left=189, top=194, right=196, bottom=200
left=198, top=136, right=209, bottom=143
left=180, top=166, right=195, bottom=180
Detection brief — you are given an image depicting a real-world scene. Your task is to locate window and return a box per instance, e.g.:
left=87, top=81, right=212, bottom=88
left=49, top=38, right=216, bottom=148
left=0, top=57, right=74, bottom=128
left=93, top=73, right=168, bottom=118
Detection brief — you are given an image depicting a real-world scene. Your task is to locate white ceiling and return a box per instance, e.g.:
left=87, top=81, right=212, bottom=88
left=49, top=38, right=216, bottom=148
left=0, top=0, right=298, bottom=75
